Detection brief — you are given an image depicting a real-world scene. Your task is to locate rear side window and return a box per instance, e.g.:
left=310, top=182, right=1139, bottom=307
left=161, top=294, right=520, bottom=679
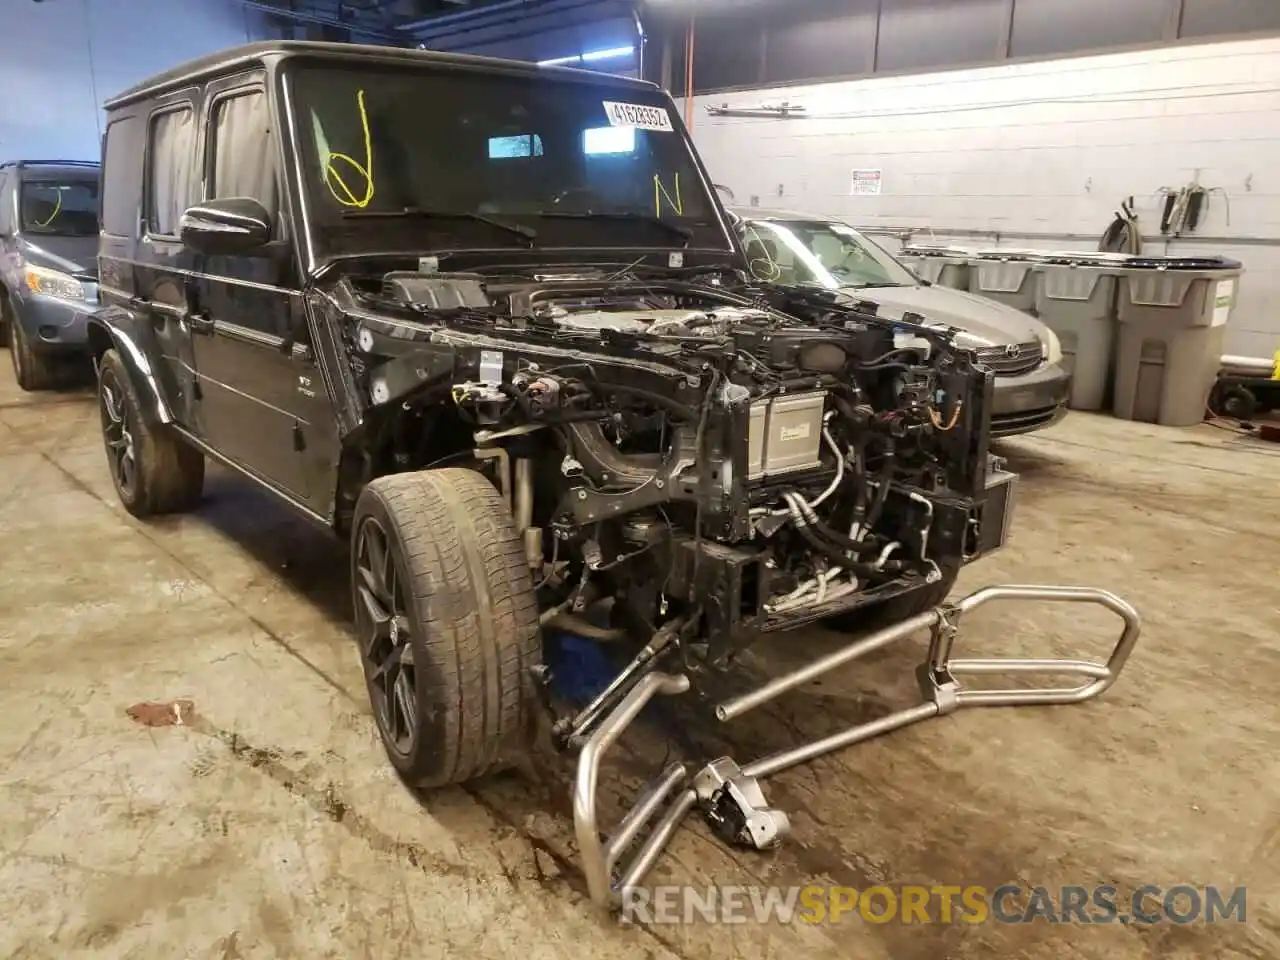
left=209, top=91, right=279, bottom=223
left=102, top=116, right=142, bottom=237
left=146, top=106, right=197, bottom=237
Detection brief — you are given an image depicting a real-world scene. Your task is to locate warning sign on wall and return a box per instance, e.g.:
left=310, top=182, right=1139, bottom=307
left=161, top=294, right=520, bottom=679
left=850, top=169, right=883, bottom=196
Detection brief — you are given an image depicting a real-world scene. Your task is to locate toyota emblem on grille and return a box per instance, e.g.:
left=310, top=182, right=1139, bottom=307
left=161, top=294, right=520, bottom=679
left=1004, top=344, right=1022, bottom=359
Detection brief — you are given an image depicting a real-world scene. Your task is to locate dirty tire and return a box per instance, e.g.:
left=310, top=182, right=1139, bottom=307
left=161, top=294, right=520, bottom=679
left=97, top=348, right=204, bottom=517
left=826, top=557, right=961, bottom=634
left=9, top=318, right=57, bottom=391
left=351, top=468, right=540, bottom=789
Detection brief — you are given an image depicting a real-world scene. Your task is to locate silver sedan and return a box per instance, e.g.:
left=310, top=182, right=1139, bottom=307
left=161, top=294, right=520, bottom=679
left=729, top=208, right=1071, bottom=437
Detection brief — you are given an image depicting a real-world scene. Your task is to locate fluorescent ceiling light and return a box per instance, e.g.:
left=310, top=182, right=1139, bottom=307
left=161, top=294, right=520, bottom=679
left=538, top=44, right=635, bottom=67
left=580, top=44, right=635, bottom=62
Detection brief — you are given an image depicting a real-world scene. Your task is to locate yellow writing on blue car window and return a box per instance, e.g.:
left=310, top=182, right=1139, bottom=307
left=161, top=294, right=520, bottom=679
left=33, top=187, right=63, bottom=227
left=321, top=89, right=376, bottom=209
left=653, top=172, right=683, bottom=217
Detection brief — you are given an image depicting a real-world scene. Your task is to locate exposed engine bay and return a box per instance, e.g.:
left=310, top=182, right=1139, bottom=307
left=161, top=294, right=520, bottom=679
left=317, top=263, right=1017, bottom=666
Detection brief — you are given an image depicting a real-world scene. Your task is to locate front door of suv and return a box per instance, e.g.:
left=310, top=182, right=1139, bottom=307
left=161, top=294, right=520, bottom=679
left=184, top=78, right=332, bottom=508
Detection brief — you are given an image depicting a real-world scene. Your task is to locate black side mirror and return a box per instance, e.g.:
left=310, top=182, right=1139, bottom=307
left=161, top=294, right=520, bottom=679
left=179, top=197, right=271, bottom=256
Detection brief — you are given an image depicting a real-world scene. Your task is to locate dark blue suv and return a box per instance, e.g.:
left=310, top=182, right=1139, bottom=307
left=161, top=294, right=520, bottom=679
left=0, top=160, right=102, bottom=390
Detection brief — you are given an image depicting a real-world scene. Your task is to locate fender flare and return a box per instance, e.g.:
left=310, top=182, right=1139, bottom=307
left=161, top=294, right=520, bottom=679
left=85, top=312, right=174, bottom=426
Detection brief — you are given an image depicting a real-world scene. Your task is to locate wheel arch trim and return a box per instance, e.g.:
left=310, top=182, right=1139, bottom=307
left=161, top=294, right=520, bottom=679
left=86, top=309, right=174, bottom=425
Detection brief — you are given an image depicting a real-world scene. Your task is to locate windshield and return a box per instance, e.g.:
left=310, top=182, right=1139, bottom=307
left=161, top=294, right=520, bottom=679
left=288, top=63, right=729, bottom=256
left=20, top=177, right=99, bottom=236
left=738, top=219, right=917, bottom=289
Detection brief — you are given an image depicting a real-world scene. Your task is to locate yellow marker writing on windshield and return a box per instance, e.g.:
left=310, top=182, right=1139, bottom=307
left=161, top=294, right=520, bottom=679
left=653, top=172, right=683, bottom=217
left=323, top=88, right=376, bottom=209
left=34, top=188, right=62, bottom=227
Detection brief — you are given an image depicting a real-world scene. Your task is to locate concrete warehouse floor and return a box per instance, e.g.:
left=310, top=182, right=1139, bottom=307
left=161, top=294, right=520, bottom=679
left=0, top=358, right=1277, bottom=960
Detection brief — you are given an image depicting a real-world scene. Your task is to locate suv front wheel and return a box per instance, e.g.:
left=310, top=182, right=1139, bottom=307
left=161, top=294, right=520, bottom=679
left=9, top=318, right=58, bottom=391
left=351, top=468, right=541, bottom=789
left=96, top=349, right=205, bottom=516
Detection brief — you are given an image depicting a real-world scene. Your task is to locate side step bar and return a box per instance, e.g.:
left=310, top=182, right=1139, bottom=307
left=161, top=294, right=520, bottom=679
left=571, top=583, right=1142, bottom=908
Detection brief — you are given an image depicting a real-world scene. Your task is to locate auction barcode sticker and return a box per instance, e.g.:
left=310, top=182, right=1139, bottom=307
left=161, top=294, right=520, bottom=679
left=602, top=101, right=674, bottom=131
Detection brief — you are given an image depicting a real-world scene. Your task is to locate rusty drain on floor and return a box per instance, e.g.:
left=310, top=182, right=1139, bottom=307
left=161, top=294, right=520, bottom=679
left=126, top=699, right=196, bottom=727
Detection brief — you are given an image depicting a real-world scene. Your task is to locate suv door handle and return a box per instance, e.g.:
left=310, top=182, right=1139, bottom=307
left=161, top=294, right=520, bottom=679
left=186, top=311, right=215, bottom=335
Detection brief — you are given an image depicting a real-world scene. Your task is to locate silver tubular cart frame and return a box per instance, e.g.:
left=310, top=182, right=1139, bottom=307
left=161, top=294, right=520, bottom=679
left=571, top=583, right=1142, bottom=908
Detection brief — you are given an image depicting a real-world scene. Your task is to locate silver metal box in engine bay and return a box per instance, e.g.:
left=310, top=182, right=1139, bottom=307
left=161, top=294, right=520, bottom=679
left=747, top=391, right=827, bottom=480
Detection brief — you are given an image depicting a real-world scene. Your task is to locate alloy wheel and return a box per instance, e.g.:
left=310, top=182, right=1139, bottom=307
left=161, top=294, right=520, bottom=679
left=354, top=516, right=418, bottom=757
left=99, top=374, right=137, bottom=498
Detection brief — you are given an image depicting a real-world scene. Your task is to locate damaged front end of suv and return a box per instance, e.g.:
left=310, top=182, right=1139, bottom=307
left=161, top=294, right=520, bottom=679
left=331, top=269, right=1012, bottom=659
left=320, top=258, right=1140, bottom=906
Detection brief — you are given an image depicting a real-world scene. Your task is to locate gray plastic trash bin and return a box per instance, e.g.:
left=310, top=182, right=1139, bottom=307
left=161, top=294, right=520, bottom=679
left=968, top=249, right=1047, bottom=313
left=1112, top=256, right=1244, bottom=427
left=1034, top=253, right=1130, bottom=411
left=900, top=244, right=972, bottom=290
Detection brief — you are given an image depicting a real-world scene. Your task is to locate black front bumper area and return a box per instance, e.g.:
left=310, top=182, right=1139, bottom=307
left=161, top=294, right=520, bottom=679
left=669, top=469, right=1018, bottom=660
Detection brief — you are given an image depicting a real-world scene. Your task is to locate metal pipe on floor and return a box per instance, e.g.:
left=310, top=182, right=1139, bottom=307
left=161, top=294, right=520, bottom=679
left=605, top=762, right=688, bottom=864
left=714, top=607, right=942, bottom=722
left=616, top=788, right=698, bottom=892
left=574, top=671, right=691, bottom=907
left=743, top=702, right=940, bottom=780
left=950, top=584, right=1142, bottom=703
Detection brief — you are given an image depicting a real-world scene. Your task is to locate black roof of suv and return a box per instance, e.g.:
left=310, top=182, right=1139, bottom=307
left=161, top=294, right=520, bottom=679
left=105, top=39, right=655, bottom=108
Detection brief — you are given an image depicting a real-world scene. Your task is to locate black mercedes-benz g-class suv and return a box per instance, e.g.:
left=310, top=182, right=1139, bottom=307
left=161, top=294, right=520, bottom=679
left=89, top=42, right=1015, bottom=797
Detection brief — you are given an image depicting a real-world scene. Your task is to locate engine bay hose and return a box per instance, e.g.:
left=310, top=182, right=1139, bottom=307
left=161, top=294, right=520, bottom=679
left=786, top=491, right=883, bottom=558
left=811, top=516, right=886, bottom=558
left=792, top=519, right=893, bottom=584
left=784, top=493, right=894, bottom=582
left=864, top=443, right=896, bottom=531
left=582, top=382, right=700, bottom=421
